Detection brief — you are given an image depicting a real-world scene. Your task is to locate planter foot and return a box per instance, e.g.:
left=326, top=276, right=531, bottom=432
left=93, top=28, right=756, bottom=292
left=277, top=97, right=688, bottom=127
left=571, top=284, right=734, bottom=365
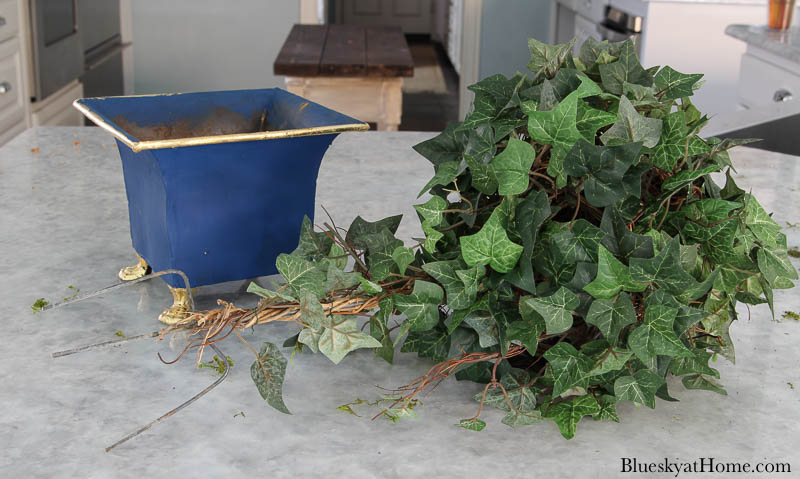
left=158, top=286, right=193, bottom=325
left=119, top=254, right=151, bottom=281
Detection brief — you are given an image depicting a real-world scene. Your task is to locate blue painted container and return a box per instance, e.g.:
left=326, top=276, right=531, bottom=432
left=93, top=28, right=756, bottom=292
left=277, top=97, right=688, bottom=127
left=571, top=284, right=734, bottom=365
left=74, top=89, right=368, bottom=287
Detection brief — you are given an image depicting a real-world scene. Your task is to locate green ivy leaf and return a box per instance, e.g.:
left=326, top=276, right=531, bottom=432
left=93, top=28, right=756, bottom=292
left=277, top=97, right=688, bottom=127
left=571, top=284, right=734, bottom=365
left=660, top=165, right=720, bottom=195
left=669, top=349, right=720, bottom=378
left=418, top=161, right=460, bottom=198
left=370, top=296, right=395, bottom=363
left=543, top=342, right=593, bottom=397
left=422, top=260, right=482, bottom=310
left=520, top=287, right=579, bottom=334
left=598, top=39, right=652, bottom=95
left=681, top=374, right=727, bottom=395
left=630, top=236, right=701, bottom=295
left=460, top=207, right=524, bottom=273
left=545, top=394, right=601, bottom=439
left=250, top=342, right=291, bottom=414
left=401, top=327, right=450, bottom=363
left=391, top=246, right=416, bottom=276
left=593, top=394, right=620, bottom=422
left=564, top=139, right=642, bottom=207
left=571, top=219, right=606, bottom=263
left=507, top=316, right=545, bottom=354
left=585, top=293, right=637, bottom=346
left=654, top=65, right=703, bottom=100
left=412, top=123, right=464, bottom=167
left=650, top=110, right=689, bottom=171
left=346, top=215, right=403, bottom=250
left=490, top=137, right=535, bottom=196
left=528, top=76, right=602, bottom=185
left=362, top=228, right=404, bottom=281
left=457, top=418, right=487, bottom=431
left=479, top=368, right=538, bottom=412
left=614, top=369, right=664, bottom=409
left=585, top=344, right=634, bottom=377
left=393, top=280, right=444, bottom=335
left=628, top=305, right=693, bottom=364
left=576, top=99, right=617, bottom=141
left=744, top=195, right=782, bottom=248
left=584, top=246, right=647, bottom=298
left=247, top=282, right=295, bottom=303
left=503, top=191, right=551, bottom=293
left=463, top=310, right=499, bottom=348
left=421, top=220, right=444, bottom=253
left=600, top=96, right=663, bottom=148
left=275, top=253, right=326, bottom=299
left=291, top=215, right=333, bottom=261
left=527, top=37, right=576, bottom=81
left=757, top=247, right=799, bottom=285
left=414, top=195, right=448, bottom=226
left=317, top=314, right=383, bottom=364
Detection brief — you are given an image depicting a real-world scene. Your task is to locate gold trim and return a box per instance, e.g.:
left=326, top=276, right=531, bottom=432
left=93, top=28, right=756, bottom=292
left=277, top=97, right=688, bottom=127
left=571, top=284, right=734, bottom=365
left=73, top=98, right=370, bottom=153
left=118, top=253, right=150, bottom=281
left=158, top=286, right=194, bottom=325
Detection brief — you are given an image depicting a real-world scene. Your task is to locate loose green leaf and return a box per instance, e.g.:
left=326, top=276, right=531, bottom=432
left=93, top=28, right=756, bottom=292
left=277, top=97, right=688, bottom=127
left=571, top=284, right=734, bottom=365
left=458, top=418, right=487, bottom=431
left=250, top=342, right=291, bottom=414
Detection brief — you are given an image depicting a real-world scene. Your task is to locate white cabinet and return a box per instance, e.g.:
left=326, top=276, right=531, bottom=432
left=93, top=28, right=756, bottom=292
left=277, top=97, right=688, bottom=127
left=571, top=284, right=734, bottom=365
left=31, top=80, right=83, bottom=126
left=553, top=0, right=766, bottom=116
left=0, top=0, right=25, bottom=146
left=735, top=47, right=800, bottom=109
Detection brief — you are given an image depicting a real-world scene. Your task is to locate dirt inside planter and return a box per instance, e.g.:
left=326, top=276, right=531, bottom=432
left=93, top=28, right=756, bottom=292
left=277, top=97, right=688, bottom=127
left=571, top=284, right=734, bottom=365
left=113, top=107, right=269, bottom=141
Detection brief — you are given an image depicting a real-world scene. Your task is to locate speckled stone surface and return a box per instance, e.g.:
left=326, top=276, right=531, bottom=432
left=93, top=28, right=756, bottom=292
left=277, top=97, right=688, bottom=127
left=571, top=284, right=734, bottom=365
left=727, top=24, right=800, bottom=64
left=1, top=127, right=799, bottom=478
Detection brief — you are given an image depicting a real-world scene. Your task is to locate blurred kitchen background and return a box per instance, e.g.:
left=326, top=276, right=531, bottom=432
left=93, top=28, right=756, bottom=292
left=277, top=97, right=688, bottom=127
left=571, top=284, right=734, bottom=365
left=0, top=0, right=797, bottom=145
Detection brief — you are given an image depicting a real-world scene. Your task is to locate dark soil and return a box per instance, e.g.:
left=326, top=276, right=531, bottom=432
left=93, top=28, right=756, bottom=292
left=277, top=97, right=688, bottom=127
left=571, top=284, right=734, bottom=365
left=113, top=107, right=268, bottom=141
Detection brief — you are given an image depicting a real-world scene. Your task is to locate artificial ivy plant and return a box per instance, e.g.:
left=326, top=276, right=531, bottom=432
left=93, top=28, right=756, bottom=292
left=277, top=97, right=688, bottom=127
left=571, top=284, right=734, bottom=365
left=177, top=37, right=798, bottom=439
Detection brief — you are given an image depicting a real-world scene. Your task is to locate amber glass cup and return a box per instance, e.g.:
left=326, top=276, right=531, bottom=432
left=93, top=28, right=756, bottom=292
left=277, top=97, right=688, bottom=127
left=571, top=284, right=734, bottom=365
left=768, top=0, right=796, bottom=30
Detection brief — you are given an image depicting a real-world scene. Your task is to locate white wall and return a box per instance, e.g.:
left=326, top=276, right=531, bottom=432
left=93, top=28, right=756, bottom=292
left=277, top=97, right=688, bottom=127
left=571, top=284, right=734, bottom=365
left=131, top=1, right=299, bottom=94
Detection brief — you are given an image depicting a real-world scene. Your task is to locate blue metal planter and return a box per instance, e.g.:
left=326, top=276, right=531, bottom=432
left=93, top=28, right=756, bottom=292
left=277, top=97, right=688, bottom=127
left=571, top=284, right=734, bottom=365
left=74, top=89, right=367, bottom=288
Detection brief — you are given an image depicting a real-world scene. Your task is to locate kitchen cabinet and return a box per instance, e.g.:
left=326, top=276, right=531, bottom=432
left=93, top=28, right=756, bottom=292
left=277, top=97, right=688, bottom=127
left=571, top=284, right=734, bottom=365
left=0, top=0, right=27, bottom=146
left=553, top=0, right=768, bottom=116
left=726, top=24, right=800, bottom=109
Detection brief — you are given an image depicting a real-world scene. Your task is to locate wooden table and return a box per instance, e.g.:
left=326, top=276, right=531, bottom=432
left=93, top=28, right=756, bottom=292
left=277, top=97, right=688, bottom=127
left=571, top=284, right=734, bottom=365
left=274, top=24, right=414, bottom=131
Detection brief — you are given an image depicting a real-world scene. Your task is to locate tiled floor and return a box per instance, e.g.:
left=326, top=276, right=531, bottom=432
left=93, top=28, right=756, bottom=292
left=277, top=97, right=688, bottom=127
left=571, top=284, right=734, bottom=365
left=399, top=38, right=460, bottom=132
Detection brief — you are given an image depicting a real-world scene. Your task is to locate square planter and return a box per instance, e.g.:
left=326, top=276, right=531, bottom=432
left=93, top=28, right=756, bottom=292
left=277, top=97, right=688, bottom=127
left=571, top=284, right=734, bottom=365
left=74, top=88, right=367, bottom=288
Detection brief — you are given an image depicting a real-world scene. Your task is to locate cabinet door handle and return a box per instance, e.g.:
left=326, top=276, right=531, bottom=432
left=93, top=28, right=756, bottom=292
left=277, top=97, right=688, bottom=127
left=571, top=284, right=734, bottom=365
left=0, top=82, right=10, bottom=94
left=773, top=89, right=793, bottom=102
left=0, top=17, right=5, bottom=27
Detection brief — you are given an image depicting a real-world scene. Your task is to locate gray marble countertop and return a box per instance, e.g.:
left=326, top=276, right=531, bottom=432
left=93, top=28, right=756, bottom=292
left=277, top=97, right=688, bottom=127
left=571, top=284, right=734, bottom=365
left=1, top=127, right=799, bottom=478
left=727, top=24, right=800, bottom=64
